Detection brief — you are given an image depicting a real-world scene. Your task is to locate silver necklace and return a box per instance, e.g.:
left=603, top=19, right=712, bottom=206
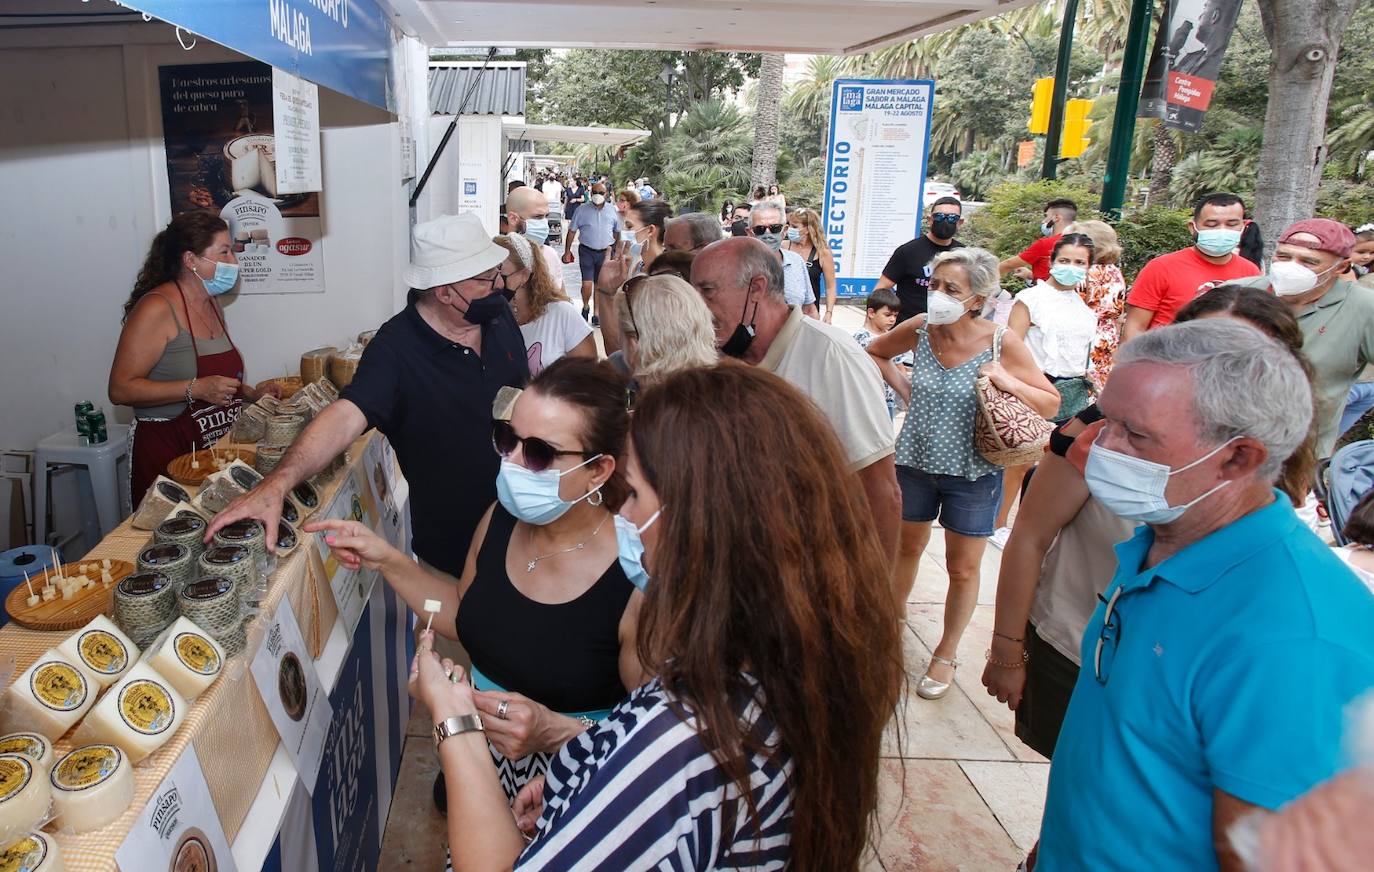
left=524, top=513, right=609, bottom=573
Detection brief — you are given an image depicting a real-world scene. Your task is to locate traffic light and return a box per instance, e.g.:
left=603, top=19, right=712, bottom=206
left=1028, top=77, right=1054, bottom=134
left=1061, top=98, right=1094, bottom=158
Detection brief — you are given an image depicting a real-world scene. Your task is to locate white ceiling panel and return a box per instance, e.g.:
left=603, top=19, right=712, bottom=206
left=392, top=0, right=1036, bottom=54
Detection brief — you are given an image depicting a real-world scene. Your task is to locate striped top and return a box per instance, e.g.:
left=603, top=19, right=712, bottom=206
left=516, top=677, right=793, bottom=870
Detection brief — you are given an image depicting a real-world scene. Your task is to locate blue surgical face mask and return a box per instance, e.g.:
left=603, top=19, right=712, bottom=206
left=787, top=227, right=802, bottom=243
left=614, top=509, right=660, bottom=591
left=524, top=218, right=550, bottom=245
left=495, top=455, right=603, bottom=525
left=1083, top=435, right=1237, bottom=524
left=1050, top=264, right=1087, bottom=287
left=622, top=228, right=644, bottom=259
left=197, top=255, right=240, bottom=296
left=1041, top=221, right=1055, bottom=237
left=1195, top=228, right=1242, bottom=257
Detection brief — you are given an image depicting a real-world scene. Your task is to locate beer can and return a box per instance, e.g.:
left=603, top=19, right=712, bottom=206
left=75, top=402, right=94, bottom=436
left=86, top=411, right=107, bottom=444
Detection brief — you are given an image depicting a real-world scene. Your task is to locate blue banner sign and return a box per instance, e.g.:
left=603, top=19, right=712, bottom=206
left=122, top=0, right=393, bottom=111
left=822, top=79, right=935, bottom=298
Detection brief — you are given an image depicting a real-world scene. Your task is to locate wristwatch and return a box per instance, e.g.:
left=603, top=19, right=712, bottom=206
left=433, top=714, right=484, bottom=747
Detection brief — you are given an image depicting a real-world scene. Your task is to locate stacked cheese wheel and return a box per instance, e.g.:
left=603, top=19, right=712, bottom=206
left=177, top=577, right=246, bottom=656
left=197, top=545, right=256, bottom=609
left=153, top=514, right=207, bottom=565
left=113, top=571, right=177, bottom=650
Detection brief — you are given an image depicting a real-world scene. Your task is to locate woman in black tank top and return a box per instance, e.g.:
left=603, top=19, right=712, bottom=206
left=309, top=360, right=642, bottom=811
left=785, top=208, right=839, bottom=322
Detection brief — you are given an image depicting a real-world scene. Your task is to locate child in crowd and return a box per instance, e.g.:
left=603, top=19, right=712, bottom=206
left=1352, top=224, right=1374, bottom=284
left=853, top=288, right=911, bottom=418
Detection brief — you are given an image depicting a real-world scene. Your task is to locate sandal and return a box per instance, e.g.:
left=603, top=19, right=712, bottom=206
left=917, top=654, right=960, bottom=700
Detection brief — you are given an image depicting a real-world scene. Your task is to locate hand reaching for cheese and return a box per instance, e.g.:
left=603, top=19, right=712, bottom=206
left=306, top=519, right=395, bottom=571
left=192, top=375, right=241, bottom=407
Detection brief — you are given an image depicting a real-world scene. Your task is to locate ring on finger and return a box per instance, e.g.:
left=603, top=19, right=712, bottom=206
left=497, top=699, right=510, bottom=719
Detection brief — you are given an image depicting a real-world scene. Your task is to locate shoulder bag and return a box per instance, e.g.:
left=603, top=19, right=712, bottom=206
left=974, top=328, right=1053, bottom=466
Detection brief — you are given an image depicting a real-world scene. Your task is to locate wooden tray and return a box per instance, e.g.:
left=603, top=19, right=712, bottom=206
left=5, top=560, right=135, bottom=631
left=167, top=447, right=256, bottom=486
left=256, top=375, right=302, bottom=398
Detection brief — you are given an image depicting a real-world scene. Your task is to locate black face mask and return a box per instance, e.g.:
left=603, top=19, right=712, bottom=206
left=720, top=293, right=758, bottom=358
left=930, top=219, right=957, bottom=240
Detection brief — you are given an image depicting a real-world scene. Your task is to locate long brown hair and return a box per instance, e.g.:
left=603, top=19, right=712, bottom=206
left=789, top=208, right=832, bottom=258
left=630, top=365, right=902, bottom=871
left=124, top=211, right=228, bottom=321
left=1175, top=284, right=1316, bottom=504
left=492, top=234, right=567, bottom=321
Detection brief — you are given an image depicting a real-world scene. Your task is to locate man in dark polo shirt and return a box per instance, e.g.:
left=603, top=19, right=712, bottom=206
left=874, top=196, right=964, bottom=323
left=208, top=213, right=528, bottom=575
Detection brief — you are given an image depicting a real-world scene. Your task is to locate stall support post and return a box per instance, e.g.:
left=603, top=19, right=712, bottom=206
left=1099, top=0, right=1154, bottom=218
left=1040, top=0, right=1080, bottom=180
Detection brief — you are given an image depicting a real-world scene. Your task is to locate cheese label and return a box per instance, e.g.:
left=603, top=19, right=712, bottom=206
left=30, top=661, right=88, bottom=711
left=78, top=629, right=130, bottom=675
left=280, top=499, right=300, bottom=525
left=53, top=745, right=122, bottom=790
left=157, top=516, right=204, bottom=536
left=0, top=735, right=44, bottom=762
left=291, top=482, right=319, bottom=507
left=118, top=680, right=176, bottom=735
left=0, top=756, right=33, bottom=804
left=120, top=572, right=170, bottom=597
left=0, top=835, right=47, bottom=872
left=203, top=546, right=249, bottom=566
left=218, top=521, right=261, bottom=542
left=157, top=480, right=190, bottom=503
left=174, top=633, right=221, bottom=675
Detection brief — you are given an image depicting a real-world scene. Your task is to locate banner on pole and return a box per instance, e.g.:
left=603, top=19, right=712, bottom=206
left=1138, top=0, right=1245, bottom=132
left=821, top=79, right=935, bottom=299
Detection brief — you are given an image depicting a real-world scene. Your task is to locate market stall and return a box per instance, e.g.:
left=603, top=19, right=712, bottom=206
left=0, top=418, right=413, bottom=871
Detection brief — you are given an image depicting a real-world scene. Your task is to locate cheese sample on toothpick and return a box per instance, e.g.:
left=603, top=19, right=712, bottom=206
left=81, top=663, right=186, bottom=764
left=48, top=744, right=132, bottom=834
left=57, top=616, right=139, bottom=689
left=0, top=733, right=54, bottom=773
left=6, top=652, right=98, bottom=740
left=141, top=617, right=224, bottom=701
left=0, top=754, right=52, bottom=843
left=0, top=831, right=63, bottom=871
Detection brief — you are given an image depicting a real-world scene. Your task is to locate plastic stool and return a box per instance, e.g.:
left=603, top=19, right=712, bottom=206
left=34, top=424, right=131, bottom=553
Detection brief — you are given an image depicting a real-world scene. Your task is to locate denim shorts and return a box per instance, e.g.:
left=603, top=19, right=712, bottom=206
left=578, top=244, right=608, bottom=282
left=896, top=465, right=1004, bottom=537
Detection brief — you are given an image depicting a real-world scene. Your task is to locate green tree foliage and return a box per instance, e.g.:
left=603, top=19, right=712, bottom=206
left=951, top=151, right=1007, bottom=201
left=656, top=100, right=755, bottom=212
left=961, top=180, right=1099, bottom=258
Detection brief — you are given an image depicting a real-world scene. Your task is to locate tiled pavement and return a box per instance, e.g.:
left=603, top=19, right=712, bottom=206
left=378, top=300, right=1046, bottom=869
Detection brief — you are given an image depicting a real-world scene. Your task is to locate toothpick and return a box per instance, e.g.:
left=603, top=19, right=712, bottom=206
left=23, top=570, right=33, bottom=598
left=422, top=598, right=442, bottom=634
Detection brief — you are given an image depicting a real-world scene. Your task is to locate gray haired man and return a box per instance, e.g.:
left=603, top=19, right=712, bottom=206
left=664, top=213, right=724, bottom=254
left=1037, top=319, right=1374, bottom=870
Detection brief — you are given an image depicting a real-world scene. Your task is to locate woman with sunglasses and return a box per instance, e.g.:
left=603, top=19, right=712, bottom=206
left=408, top=364, right=902, bottom=871
left=307, top=358, right=643, bottom=839
left=783, top=208, right=838, bottom=323
left=493, top=233, right=596, bottom=376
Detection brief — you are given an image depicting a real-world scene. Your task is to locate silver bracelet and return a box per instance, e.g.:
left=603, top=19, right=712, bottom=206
left=185, top=377, right=197, bottom=406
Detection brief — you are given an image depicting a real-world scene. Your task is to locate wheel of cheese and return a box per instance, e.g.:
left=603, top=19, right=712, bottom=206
left=56, top=615, right=140, bottom=690
left=5, top=652, right=99, bottom=741
left=48, top=744, right=132, bottom=834
left=81, top=663, right=187, bottom=765
left=141, top=617, right=225, bottom=701
left=0, top=831, right=63, bottom=871
left=0, top=733, right=54, bottom=773
left=0, top=754, right=52, bottom=842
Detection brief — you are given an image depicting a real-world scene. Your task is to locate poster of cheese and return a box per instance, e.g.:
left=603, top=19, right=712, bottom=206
left=158, top=61, right=325, bottom=294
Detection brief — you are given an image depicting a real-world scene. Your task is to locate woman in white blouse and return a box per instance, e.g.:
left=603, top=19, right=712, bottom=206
left=494, top=233, right=596, bottom=376
left=991, top=233, right=1099, bottom=545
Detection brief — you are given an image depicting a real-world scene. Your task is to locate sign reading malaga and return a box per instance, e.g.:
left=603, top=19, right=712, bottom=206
left=121, top=0, right=393, bottom=111
left=823, top=79, right=935, bottom=298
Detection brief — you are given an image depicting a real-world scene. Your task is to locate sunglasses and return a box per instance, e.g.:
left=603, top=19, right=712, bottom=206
left=491, top=419, right=591, bottom=472
left=751, top=224, right=785, bottom=236
left=931, top=213, right=960, bottom=223
left=622, top=275, right=649, bottom=335
left=1093, top=586, right=1124, bottom=684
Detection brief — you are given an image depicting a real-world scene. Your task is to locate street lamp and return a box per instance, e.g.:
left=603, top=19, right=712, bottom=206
left=659, top=59, right=681, bottom=131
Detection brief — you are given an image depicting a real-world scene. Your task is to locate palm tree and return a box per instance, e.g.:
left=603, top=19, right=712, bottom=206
left=661, top=99, right=754, bottom=208
left=1327, top=91, right=1374, bottom=181
left=751, top=53, right=786, bottom=189
left=782, top=55, right=843, bottom=147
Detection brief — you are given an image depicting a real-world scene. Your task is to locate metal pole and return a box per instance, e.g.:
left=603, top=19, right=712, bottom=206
left=1041, top=0, right=1080, bottom=180
left=1099, top=0, right=1154, bottom=218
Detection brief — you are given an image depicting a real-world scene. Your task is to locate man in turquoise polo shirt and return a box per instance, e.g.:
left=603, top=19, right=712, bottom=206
left=1036, top=320, right=1374, bottom=871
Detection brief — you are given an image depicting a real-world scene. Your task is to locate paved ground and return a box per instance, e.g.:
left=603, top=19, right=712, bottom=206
left=378, top=286, right=1044, bottom=869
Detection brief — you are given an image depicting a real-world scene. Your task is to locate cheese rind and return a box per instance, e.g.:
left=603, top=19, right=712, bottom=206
left=81, top=663, right=186, bottom=764
left=0, top=754, right=51, bottom=846
left=0, top=831, right=63, bottom=871
left=142, top=617, right=225, bottom=701
left=6, top=653, right=99, bottom=741
left=56, top=616, right=140, bottom=690
left=48, top=744, right=132, bottom=834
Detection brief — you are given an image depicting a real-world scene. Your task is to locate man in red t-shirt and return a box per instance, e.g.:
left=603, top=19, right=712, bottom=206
left=1121, top=192, right=1261, bottom=342
left=999, top=198, right=1078, bottom=282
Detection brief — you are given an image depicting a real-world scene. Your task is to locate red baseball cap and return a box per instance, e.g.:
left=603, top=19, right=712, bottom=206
left=1277, top=219, right=1357, bottom=258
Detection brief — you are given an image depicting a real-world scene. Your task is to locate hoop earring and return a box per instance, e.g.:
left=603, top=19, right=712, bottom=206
left=587, top=490, right=604, bottom=507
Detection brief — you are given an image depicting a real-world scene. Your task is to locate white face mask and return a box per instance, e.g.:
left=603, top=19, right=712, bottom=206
left=590, top=193, right=606, bottom=206
left=1084, top=435, right=1238, bottom=524
left=1269, top=259, right=1338, bottom=297
left=926, top=290, right=973, bottom=325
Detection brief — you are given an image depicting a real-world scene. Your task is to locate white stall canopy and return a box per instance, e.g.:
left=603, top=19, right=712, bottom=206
left=503, top=123, right=652, bottom=147
left=388, top=0, right=1035, bottom=54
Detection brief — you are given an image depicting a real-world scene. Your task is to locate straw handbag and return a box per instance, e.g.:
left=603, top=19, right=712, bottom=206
left=973, top=329, right=1052, bottom=466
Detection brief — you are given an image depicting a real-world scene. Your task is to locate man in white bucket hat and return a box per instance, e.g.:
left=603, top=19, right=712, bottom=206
left=210, top=212, right=528, bottom=577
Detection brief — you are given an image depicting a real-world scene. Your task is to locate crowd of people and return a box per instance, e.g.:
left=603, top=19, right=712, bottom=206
left=112, top=166, right=1374, bottom=869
